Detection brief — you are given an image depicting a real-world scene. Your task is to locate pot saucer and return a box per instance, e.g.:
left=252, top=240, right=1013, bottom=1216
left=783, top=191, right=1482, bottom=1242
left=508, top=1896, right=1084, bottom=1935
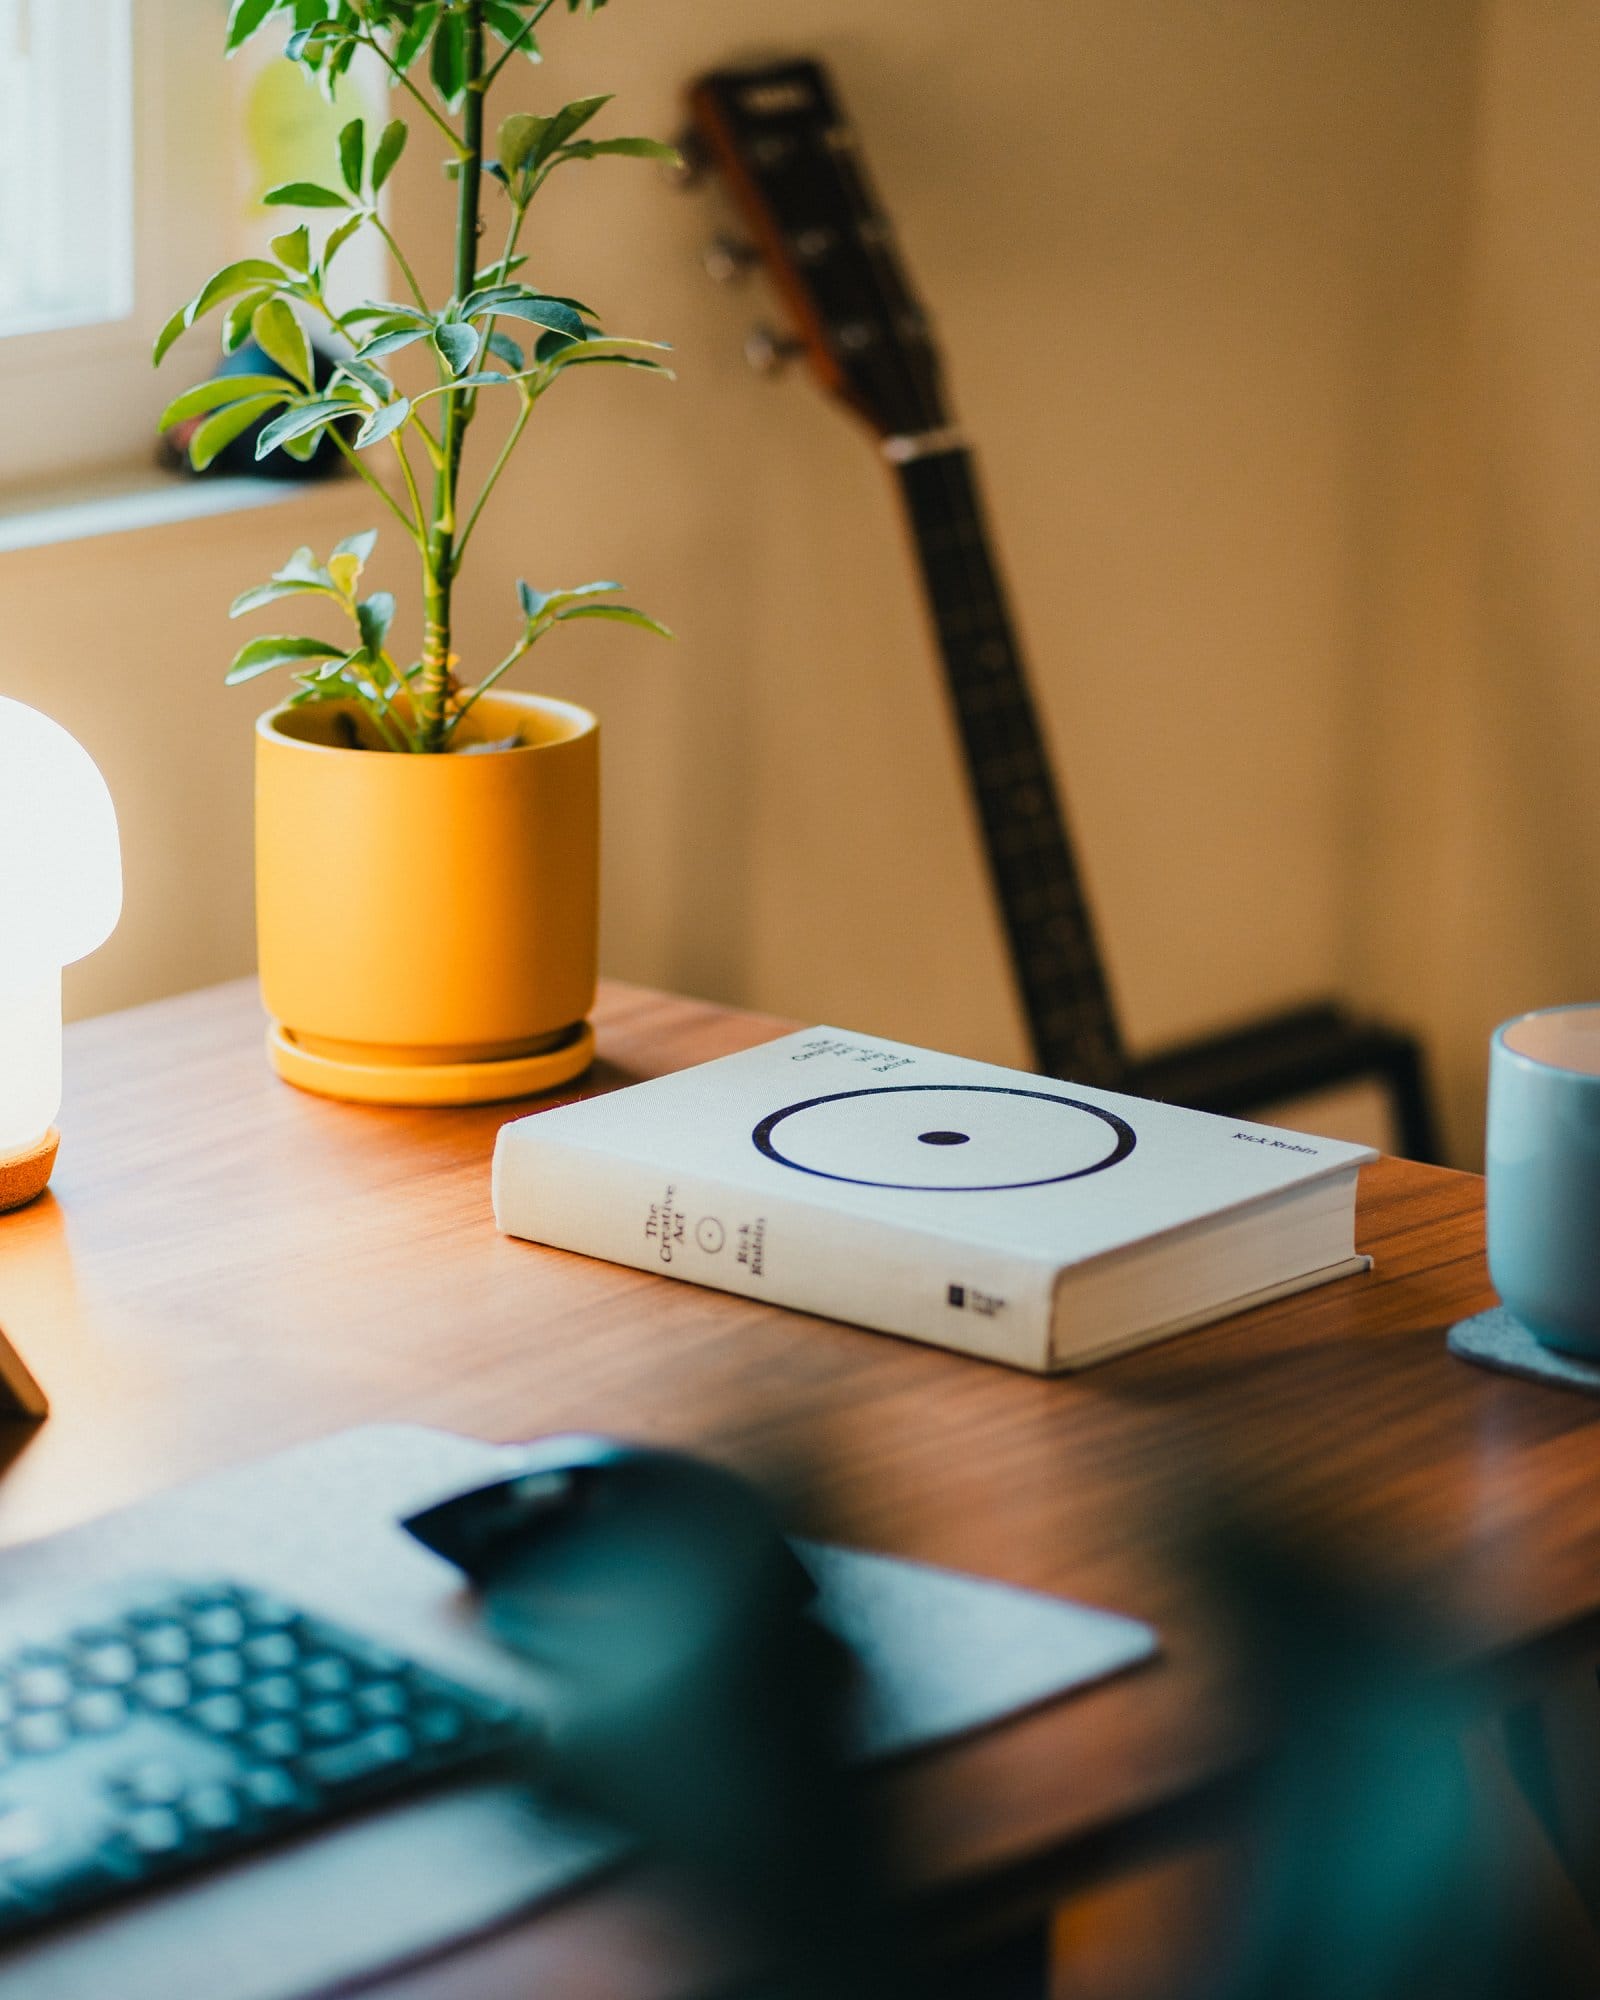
left=266, top=1021, right=594, bottom=1107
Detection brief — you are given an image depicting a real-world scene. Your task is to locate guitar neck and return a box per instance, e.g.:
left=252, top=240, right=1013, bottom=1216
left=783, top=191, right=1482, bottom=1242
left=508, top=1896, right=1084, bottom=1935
left=892, top=445, right=1125, bottom=1087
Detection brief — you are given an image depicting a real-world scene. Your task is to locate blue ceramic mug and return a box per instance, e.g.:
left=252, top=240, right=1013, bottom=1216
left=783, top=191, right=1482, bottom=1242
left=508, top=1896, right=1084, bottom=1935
left=1487, top=1003, right=1600, bottom=1356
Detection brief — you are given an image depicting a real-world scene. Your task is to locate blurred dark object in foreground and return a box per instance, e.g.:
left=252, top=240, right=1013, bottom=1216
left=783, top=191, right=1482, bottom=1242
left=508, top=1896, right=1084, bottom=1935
left=158, top=339, right=349, bottom=481
left=463, top=1440, right=910, bottom=2000
left=461, top=1441, right=1600, bottom=2000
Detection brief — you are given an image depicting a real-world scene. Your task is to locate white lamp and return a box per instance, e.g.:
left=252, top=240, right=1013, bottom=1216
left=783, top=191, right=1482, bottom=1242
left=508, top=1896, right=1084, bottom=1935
left=0, top=697, right=121, bottom=1213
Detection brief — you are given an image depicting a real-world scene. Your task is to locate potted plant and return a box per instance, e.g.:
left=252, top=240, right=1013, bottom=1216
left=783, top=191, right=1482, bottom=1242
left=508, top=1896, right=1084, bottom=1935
left=156, top=0, right=675, bottom=1105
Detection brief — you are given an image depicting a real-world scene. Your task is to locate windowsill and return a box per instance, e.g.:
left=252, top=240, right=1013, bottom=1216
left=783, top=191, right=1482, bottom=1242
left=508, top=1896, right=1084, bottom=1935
left=0, top=465, right=351, bottom=557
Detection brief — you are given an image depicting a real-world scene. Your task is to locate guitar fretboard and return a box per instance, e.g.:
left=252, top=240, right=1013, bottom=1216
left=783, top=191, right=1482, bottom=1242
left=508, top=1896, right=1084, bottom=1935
left=895, top=447, right=1124, bottom=1087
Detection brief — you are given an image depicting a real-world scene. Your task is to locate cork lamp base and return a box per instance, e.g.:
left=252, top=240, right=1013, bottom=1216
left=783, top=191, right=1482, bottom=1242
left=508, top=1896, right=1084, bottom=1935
left=0, top=1129, right=59, bottom=1214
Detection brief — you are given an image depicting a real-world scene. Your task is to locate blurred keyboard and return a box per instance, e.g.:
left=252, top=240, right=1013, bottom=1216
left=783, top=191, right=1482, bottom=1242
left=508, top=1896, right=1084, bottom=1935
left=0, top=1576, right=525, bottom=1938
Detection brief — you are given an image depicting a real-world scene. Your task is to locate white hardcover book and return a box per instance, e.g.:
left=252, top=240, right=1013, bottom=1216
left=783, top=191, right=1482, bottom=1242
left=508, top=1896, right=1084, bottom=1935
left=492, top=1027, right=1377, bottom=1373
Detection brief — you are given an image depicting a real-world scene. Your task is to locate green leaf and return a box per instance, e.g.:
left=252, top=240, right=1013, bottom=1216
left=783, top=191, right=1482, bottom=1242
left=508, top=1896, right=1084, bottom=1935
left=229, top=577, right=337, bottom=617
left=429, top=11, right=466, bottom=107
left=554, top=604, right=672, bottom=636
left=333, top=529, right=379, bottom=566
left=518, top=578, right=621, bottom=620
left=558, top=136, right=683, bottom=165
left=321, top=213, right=365, bottom=268
left=484, top=0, right=539, bottom=55
left=152, top=258, right=283, bottom=363
left=486, top=331, right=525, bottom=370
left=480, top=294, right=586, bottom=339
left=262, top=180, right=350, bottom=209
left=335, top=356, right=392, bottom=401
left=356, top=593, right=395, bottom=656
left=251, top=298, right=314, bottom=389
left=543, top=94, right=612, bottom=154
left=354, top=399, right=411, bottom=447
left=225, top=635, right=344, bottom=686
left=189, top=397, right=285, bottom=472
left=391, top=2, right=439, bottom=72
left=277, top=544, right=329, bottom=585
left=432, top=322, right=480, bottom=376
left=497, top=113, right=546, bottom=179
left=552, top=352, right=674, bottom=379
left=353, top=326, right=428, bottom=362
left=190, top=258, right=286, bottom=320
left=270, top=224, right=312, bottom=273
left=338, top=118, right=364, bottom=196
left=223, top=288, right=273, bottom=353
left=225, top=0, right=279, bottom=53
left=254, top=398, right=350, bottom=459
left=158, top=374, right=292, bottom=431
left=371, top=118, right=408, bottom=192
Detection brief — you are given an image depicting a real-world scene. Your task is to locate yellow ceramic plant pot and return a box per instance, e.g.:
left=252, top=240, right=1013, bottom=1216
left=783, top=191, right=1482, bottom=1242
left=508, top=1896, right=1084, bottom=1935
left=256, top=691, right=599, bottom=1105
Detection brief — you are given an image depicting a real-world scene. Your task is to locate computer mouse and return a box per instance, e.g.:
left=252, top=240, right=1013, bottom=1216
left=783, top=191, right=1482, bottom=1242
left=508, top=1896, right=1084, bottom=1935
left=400, top=1433, right=817, bottom=1624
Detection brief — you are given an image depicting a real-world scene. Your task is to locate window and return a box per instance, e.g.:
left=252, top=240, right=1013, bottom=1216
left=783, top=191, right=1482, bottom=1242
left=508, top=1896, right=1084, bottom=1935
left=0, top=0, right=243, bottom=492
left=0, top=0, right=134, bottom=341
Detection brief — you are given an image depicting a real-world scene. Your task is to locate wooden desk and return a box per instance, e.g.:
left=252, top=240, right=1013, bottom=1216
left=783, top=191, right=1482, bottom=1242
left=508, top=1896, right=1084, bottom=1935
left=0, top=978, right=1556, bottom=1996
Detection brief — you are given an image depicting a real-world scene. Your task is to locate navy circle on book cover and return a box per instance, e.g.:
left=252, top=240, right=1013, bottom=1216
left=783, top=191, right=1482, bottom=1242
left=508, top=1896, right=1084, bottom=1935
left=750, top=1085, right=1136, bottom=1192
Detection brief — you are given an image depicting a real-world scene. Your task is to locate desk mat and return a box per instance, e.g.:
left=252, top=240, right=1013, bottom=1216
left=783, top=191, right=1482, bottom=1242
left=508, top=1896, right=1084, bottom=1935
left=1449, top=1306, right=1600, bottom=1394
left=0, top=1424, right=1155, bottom=2000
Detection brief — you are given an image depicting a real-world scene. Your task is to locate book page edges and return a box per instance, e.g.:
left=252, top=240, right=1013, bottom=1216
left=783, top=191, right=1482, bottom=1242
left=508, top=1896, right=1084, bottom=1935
left=1048, top=1253, right=1372, bottom=1371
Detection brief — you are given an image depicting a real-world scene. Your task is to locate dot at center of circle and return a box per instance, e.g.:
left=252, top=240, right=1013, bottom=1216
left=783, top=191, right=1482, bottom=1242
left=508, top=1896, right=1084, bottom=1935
left=917, top=1130, right=971, bottom=1146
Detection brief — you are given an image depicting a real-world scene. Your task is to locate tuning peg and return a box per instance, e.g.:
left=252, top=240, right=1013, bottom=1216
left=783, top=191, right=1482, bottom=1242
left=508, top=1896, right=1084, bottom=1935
left=702, top=234, right=761, bottom=284
left=743, top=326, right=805, bottom=377
left=662, top=129, right=707, bottom=190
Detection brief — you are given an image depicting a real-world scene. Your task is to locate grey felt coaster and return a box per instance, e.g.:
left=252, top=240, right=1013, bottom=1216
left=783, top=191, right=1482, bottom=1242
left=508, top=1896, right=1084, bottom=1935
left=1448, top=1305, right=1600, bottom=1393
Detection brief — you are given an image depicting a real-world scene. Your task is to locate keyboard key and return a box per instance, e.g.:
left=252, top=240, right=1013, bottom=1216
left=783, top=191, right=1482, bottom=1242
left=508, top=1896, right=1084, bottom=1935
left=12, top=1713, right=70, bottom=1757
left=70, top=1691, right=129, bottom=1736
left=0, top=1805, right=52, bottom=1862
left=242, top=1633, right=297, bottom=1674
left=238, top=1765, right=300, bottom=1815
left=413, top=1703, right=467, bottom=1750
left=247, top=1675, right=299, bottom=1715
left=191, top=1605, right=248, bottom=1649
left=135, top=1624, right=190, bottom=1667
left=246, top=1719, right=301, bottom=1762
left=123, top=1808, right=185, bottom=1857
left=13, top=1667, right=73, bottom=1711
left=239, top=1593, right=298, bottom=1632
left=133, top=1670, right=191, bottom=1712
left=302, top=1699, right=356, bottom=1743
left=355, top=1681, right=409, bottom=1722
left=300, top=1726, right=413, bottom=1791
left=111, top=1759, right=187, bottom=1808
left=183, top=1784, right=243, bottom=1836
left=79, top=1643, right=138, bottom=1687
left=192, top=1693, right=247, bottom=1736
left=299, top=1655, right=354, bottom=1697
left=191, top=1651, right=245, bottom=1691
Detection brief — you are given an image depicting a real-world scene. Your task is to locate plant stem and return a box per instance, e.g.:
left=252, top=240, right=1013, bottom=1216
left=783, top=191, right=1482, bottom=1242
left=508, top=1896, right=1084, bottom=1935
left=370, top=214, right=429, bottom=312
left=355, top=31, right=465, bottom=150
left=416, top=0, right=487, bottom=752
left=456, top=387, right=533, bottom=561
left=329, top=427, right=426, bottom=547
left=444, top=626, right=540, bottom=739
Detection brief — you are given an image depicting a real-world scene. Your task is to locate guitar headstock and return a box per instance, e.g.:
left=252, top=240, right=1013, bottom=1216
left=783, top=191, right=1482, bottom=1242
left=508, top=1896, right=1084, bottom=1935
left=686, top=59, right=950, bottom=445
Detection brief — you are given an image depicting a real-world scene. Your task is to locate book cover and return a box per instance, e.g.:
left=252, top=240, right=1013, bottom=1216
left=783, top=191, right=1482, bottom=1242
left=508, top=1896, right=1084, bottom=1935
left=493, top=1027, right=1376, bottom=1371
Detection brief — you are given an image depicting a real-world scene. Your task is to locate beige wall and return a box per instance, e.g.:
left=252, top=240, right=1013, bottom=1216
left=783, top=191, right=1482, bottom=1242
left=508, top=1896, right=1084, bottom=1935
left=3, top=2, right=1593, bottom=1164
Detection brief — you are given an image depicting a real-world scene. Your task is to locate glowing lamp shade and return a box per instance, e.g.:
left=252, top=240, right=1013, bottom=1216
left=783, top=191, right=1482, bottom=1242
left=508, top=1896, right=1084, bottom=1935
left=0, top=698, right=121, bottom=1190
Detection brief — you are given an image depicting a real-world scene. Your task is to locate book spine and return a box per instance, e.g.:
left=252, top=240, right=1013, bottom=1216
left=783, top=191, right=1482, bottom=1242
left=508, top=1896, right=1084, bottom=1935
left=492, top=1130, right=1060, bottom=1371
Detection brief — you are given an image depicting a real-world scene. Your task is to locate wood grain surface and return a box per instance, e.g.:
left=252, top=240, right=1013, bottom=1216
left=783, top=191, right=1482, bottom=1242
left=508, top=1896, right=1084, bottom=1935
left=0, top=979, right=1565, bottom=1998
